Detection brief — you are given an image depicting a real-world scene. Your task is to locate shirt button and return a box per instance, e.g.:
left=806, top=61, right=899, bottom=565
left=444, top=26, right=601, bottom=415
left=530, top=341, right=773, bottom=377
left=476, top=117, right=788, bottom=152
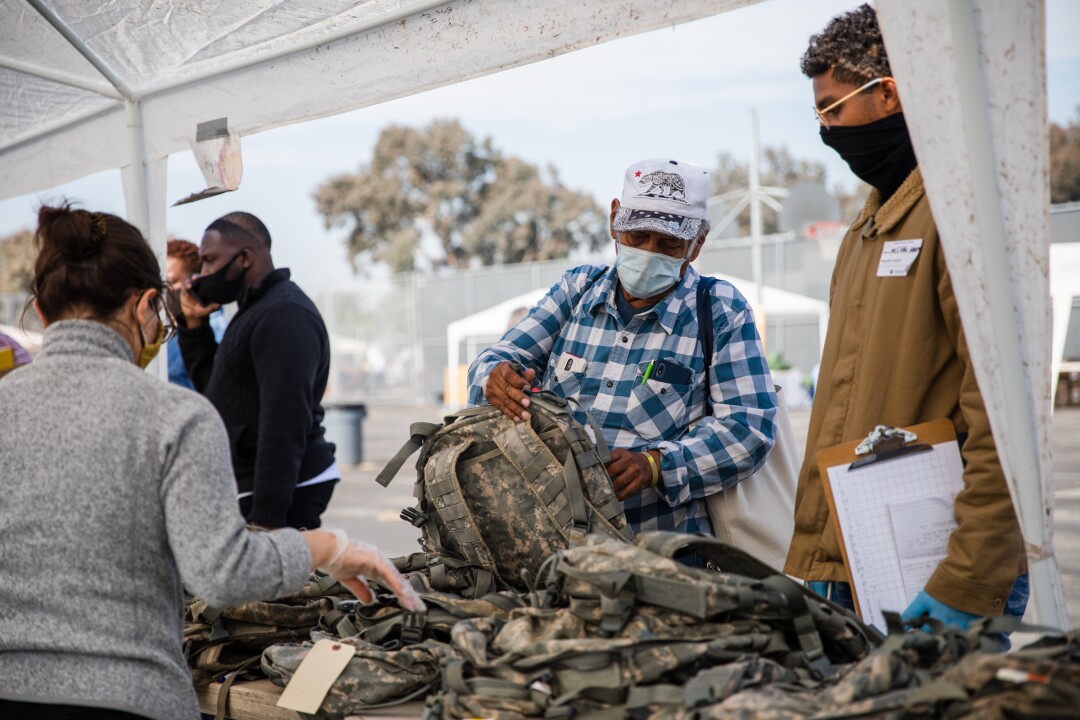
left=606, top=381, right=614, bottom=388
left=992, top=598, right=1003, bottom=608
left=621, top=336, right=628, bottom=343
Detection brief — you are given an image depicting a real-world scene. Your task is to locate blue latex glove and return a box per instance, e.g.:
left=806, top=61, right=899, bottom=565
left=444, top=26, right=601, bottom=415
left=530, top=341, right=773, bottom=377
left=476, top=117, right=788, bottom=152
left=902, top=590, right=982, bottom=631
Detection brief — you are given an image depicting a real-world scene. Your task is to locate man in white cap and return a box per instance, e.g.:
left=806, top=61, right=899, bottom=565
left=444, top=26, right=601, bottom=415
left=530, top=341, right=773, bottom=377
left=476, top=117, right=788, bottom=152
left=468, top=158, right=777, bottom=563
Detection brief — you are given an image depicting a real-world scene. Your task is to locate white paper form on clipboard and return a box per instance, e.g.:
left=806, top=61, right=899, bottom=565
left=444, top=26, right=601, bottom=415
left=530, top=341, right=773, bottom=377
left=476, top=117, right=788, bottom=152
left=818, top=419, right=963, bottom=633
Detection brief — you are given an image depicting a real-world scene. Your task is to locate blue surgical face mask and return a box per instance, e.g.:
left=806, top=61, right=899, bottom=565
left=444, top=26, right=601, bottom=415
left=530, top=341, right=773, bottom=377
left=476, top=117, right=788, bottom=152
left=615, top=243, right=690, bottom=299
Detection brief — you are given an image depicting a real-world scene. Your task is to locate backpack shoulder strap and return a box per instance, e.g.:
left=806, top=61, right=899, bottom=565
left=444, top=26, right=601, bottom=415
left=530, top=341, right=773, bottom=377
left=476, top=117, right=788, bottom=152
left=696, top=275, right=719, bottom=414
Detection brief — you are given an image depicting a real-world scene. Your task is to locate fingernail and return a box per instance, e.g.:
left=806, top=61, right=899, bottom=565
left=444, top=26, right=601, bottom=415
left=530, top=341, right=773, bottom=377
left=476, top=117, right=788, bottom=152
left=521, top=397, right=530, bottom=407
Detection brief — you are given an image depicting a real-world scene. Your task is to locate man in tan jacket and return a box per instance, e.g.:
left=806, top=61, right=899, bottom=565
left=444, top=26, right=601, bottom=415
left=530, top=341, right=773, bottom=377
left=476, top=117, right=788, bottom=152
left=784, top=4, right=1028, bottom=638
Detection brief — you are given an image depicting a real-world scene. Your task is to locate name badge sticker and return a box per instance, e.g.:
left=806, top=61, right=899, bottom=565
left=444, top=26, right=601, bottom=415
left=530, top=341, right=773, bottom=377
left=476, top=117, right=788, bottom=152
left=877, top=239, right=923, bottom=277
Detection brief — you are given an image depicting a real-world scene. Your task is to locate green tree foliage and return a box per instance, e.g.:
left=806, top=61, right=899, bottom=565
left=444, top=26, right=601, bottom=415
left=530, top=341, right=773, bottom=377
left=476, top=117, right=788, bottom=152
left=1051, top=108, right=1080, bottom=204
left=314, top=119, right=607, bottom=273
left=0, top=228, right=35, bottom=295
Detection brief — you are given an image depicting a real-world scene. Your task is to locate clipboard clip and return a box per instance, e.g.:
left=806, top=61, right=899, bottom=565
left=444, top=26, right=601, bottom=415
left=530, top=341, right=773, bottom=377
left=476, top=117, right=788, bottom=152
left=850, top=425, right=932, bottom=470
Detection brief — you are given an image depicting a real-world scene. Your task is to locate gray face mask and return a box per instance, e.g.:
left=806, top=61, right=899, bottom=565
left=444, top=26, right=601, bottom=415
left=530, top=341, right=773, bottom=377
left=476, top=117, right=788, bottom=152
left=615, top=243, right=690, bottom=299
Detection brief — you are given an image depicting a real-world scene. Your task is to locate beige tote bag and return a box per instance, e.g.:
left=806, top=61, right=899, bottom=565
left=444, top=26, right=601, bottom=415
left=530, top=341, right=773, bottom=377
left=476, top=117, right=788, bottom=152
left=705, top=385, right=798, bottom=570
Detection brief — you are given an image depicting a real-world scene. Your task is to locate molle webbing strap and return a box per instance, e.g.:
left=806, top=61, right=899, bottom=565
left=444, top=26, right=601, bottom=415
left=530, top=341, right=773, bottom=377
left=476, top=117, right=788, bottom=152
left=375, top=421, right=442, bottom=487
left=562, top=451, right=591, bottom=543
left=493, top=418, right=588, bottom=543
left=425, top=441, right=503, bottom=588
left=529, top=391, right=611, bottom=465
left=762, top=575, right=834, bottom=680
left=555, top=561, right=710, bottom=620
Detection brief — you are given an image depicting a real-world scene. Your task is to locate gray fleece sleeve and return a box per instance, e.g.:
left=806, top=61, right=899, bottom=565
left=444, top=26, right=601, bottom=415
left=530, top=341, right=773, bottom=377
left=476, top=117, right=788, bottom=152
left=160, top=396, right=312, bottom=607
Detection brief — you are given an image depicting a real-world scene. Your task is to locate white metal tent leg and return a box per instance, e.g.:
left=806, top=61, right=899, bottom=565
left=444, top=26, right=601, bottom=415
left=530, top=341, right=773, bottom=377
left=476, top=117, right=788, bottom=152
left=121, top=98, right=169, bottom=379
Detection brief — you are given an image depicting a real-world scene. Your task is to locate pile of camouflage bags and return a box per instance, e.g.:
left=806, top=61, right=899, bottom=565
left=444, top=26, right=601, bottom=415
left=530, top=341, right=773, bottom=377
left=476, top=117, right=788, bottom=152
left=184, top=531, right=1078, bottom=719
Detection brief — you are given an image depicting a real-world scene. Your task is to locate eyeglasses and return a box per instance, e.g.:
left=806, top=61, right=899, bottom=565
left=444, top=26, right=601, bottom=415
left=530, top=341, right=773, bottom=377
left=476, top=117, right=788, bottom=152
left=158, top=288, right=181, bottom=342
left=814, top=77, right=889, bottom=127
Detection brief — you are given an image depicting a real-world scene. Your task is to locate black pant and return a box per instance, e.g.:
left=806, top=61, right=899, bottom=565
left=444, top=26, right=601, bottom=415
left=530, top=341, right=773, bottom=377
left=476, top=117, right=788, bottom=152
left=238, top=480, right=337, bottom=530
left=0, top=699, right=147, bottom=720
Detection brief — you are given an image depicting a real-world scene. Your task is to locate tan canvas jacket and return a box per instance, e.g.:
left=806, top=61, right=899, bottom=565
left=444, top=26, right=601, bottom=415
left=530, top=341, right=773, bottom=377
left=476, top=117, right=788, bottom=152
left=783, top=168, right=1024, bottom=617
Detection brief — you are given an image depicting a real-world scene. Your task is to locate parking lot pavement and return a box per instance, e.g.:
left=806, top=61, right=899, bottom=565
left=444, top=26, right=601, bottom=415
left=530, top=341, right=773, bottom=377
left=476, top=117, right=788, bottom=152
left=323, top=403, right=1080, bottom=626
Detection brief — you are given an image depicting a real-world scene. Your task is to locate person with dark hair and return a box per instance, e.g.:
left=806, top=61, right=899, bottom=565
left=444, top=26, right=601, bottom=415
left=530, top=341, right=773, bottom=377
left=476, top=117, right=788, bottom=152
left=178, top=211, right=340, bottom=530
left=785, top=4, right=1028, bottom=640
left=164, top=238, right=226, bottom=388
left=0, top=204, right=423, bottom=720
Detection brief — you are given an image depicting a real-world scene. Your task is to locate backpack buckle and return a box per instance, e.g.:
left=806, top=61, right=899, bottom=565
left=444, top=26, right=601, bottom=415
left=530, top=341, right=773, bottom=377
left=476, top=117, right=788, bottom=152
left=400, top=506, right=431, bottom=528
left=400, top=611, right=426, bottom=645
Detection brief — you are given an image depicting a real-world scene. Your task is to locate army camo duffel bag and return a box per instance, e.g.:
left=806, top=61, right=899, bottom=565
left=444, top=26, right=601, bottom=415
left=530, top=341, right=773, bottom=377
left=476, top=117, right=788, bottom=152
left=375, top=390, right=631, bottom=595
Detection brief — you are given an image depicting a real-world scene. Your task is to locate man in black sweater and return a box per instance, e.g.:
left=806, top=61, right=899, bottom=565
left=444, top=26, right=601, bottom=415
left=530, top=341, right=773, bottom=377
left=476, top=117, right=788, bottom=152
left=178, top=212, right=338, bottom=529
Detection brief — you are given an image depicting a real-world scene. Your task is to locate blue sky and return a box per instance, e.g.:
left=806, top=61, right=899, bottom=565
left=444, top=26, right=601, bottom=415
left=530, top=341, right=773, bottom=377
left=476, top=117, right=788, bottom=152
left=1, top=0, right=1077, bottom=292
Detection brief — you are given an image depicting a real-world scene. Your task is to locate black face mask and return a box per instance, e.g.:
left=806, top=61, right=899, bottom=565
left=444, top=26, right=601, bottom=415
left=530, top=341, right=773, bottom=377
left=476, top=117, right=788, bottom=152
left=190, top=251, right=248, bottom=306
left=820, top=112, right=918, bottom=201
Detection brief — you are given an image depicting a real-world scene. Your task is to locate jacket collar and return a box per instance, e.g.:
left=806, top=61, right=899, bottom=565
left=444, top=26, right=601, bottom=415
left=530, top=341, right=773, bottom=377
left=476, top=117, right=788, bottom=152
left=40, top=319, right=134, bottom=363
left=238, top=268, right=290, bottom=311
left=584, top=264, right=698, bottom=336
left=852, top=166, right=924, bottom=239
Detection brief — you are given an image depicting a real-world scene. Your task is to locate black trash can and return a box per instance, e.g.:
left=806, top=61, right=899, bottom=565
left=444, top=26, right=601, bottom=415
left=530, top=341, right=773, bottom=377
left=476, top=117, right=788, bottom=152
left=323, top=403, right=367, bottom=466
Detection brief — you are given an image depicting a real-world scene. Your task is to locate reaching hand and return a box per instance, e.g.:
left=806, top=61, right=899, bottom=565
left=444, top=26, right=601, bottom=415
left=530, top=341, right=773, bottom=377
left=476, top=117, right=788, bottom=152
left=484, top=361, right=536, bottom=422
left=317, top=529, right=426, bottom=611
left=605, top=448, right=658, bottom=501
left=902, top=589, right=981, bottom=631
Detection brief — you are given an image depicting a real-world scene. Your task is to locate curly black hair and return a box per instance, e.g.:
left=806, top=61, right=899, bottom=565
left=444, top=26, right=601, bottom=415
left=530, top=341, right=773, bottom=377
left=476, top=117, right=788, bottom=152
left=801, top=4, right=891, bottom=84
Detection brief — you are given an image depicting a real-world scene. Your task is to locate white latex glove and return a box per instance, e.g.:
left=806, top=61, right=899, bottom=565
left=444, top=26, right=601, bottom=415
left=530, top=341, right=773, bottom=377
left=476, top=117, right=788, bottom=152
left=320, top=529, right=426, bottom=611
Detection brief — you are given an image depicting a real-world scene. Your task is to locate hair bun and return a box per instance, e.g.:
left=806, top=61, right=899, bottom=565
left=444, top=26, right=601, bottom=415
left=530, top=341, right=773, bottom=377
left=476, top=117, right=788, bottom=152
left=37, top=204, right=106, bottom=258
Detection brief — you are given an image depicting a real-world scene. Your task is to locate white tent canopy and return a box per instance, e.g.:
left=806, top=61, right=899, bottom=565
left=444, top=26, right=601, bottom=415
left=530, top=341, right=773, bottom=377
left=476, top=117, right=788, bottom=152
left=0, top=0, right=754, bottom=248
left=444, top=275, right=829, bottom=409
left=0, top=0, right=1067, bottom=629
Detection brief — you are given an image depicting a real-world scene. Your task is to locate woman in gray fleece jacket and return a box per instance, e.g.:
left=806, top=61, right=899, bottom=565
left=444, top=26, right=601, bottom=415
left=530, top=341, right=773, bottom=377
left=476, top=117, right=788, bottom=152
left=0, top=205, right=424, bottom=720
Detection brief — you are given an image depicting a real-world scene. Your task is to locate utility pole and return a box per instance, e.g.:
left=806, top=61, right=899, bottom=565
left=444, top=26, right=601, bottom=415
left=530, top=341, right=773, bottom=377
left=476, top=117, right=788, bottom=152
left=748, top=107, right=764, bottom=301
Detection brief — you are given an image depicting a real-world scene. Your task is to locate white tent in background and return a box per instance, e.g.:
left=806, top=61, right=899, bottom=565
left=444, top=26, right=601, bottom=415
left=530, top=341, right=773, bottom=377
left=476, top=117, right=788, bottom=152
left=0, top=0, right=1068, bottom=629
left=443, top=276, right=829, bottom=410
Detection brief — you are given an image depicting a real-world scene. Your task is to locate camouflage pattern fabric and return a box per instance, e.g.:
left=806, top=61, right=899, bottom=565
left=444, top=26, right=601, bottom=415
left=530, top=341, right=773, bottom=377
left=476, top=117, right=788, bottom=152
left=692, top=628, right=1080, bottom=720
left=388, top=392, right=630, bottom=594
left=423, top=533, right=879, bottom=719
left=263, top=631, right=450, bottom=717
left=184, top=573, right=351, bottom=684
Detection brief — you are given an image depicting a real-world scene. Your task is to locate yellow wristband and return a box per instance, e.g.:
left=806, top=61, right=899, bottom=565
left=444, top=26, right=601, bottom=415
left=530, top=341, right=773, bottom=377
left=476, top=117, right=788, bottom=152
left=640, top=452, right=660, bottom=487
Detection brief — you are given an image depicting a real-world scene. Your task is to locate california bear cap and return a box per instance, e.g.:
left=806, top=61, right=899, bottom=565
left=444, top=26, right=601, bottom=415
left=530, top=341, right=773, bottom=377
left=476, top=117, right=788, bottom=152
left=612, top=158, right=709, bottom=242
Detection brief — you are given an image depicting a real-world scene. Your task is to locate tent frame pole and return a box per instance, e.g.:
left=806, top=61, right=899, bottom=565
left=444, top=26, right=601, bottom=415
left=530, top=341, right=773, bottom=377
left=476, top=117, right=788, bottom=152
left=945, top=0, right=1068, bottom=629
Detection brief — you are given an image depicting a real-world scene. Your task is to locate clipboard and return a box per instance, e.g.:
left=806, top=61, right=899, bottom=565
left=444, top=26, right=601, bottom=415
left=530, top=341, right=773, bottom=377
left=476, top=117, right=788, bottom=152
left=818, top=419, right=962, bottom=633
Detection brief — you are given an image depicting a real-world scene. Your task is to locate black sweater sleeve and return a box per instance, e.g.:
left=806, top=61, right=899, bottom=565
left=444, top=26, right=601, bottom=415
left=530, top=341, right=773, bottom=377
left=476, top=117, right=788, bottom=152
left=177, top=319, right=219, bottom=393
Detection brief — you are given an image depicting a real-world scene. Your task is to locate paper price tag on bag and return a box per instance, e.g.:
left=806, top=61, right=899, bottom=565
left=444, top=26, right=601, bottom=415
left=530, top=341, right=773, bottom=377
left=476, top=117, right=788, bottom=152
left=276, top=638, right=353, bottom=713
left=877, top=239, right=923, bottom=277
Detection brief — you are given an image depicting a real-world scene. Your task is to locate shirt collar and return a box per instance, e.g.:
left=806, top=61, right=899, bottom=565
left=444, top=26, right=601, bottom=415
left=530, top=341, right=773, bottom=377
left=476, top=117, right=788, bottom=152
left=40, top=319, right=134, bottom=363
left=238, top=267, right=290, bottom=310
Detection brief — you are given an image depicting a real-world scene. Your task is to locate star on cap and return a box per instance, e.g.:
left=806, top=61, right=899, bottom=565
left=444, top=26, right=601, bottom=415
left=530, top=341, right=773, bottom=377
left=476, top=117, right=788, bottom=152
left=635, top=170, right=641, bottom=177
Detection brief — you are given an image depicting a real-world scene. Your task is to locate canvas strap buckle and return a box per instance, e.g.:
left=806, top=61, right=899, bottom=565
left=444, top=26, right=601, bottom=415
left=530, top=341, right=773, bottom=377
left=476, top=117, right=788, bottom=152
left=400, top=506, right=431, bottom=528
left=400, top=611, right=426, bottom=645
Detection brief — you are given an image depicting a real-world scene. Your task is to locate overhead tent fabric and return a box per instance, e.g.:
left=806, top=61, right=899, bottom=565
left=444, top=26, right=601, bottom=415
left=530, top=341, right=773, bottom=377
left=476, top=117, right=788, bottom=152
left=877, top=0, right=1068, bottom=628
left=0, top=0, right=1067, bottom=629
left=0, top=0, right=760, bottom=247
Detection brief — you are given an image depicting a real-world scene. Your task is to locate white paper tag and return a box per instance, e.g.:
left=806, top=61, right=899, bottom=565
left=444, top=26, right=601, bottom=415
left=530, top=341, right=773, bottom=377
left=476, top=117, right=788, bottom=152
left=276, top=638, right=353, bottom=713
left=555, top=352, right=588, bottom=379
left=877, top=239, right=923, bottom=277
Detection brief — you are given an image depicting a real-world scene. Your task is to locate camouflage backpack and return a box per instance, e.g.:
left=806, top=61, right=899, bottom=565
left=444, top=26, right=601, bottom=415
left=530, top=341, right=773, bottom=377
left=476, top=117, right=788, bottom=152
left=262, top=590, right=529, bottom=718
left=423, top=531, right=881, bottom=720
left=183, top=572, right=350, bottom=685
left=376, top=390, right=631, bottom=596
left=700, top=622, right=1078, bottom=720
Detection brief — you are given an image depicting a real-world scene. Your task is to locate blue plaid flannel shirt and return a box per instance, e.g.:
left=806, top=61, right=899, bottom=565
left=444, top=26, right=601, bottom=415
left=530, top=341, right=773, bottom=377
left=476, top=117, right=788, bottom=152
left=467, top=264, right=777, bottom=535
